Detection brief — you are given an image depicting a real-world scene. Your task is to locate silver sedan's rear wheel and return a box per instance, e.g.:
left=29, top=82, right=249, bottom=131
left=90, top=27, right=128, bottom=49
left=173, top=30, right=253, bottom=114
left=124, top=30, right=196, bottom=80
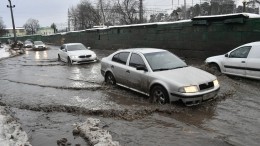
left=105, top=72, right=116, bottom=85
left=150, top=85, right=169, bottom=105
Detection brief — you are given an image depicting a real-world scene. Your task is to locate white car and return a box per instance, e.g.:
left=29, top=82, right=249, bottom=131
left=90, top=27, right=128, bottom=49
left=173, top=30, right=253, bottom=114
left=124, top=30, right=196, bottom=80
left=33, top=41, right=46, bottom=50
left=24, top=41, right=33, bottom=48
left=58, top=43, right=97, bottom=65
left=101, top=48, right=220, bottom=106
left=205, top=41, right=260, bottom=80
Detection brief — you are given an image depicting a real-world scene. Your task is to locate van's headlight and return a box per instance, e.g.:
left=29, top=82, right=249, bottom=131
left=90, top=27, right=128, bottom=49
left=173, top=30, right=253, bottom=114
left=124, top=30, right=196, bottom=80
left=179, top=86, right=199, bottom=93
left=213, top=79, right=219, bottom=86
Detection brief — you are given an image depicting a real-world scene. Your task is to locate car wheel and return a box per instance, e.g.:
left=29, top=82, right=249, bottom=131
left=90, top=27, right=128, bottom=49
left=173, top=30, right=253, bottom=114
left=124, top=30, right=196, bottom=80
left=150, top=85, right=169, bottom=105
left=67, top=57, right=72, bottom=65
left=58, top=55, right=61, bottom=61
left=209, top=63, right=221, bottom=76
left=105, top=72, right=116, bottom=85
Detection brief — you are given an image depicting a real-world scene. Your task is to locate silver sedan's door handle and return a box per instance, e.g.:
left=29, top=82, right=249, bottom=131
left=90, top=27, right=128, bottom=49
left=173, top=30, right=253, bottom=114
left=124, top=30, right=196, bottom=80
left=241, top=61, right=246, bottom=63
left=126, top=70, right=130, bottom=73
left=111, top=65, right=114, bottom=69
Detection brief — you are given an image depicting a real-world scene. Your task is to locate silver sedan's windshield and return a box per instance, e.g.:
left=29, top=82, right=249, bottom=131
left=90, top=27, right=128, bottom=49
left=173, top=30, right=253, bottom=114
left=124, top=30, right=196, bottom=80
left=144, top=51, right=187, bottom=72
left=67, top=44, right=87, bottom=51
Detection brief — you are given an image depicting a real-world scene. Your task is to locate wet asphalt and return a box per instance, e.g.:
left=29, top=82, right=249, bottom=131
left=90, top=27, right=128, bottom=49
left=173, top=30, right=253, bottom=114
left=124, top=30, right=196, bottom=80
left=0, top=45, right=259, bottom=146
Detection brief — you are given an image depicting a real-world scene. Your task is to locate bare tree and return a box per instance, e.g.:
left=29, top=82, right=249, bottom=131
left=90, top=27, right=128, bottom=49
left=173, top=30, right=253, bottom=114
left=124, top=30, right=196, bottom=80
left=23, top=18, right=40, bottom=35
left=97, top=0, right=116, bottom=26
left=114, top=0, right=139, bottom=25
left=69, top=0, right=101, bottom=30
left=0, top=17, right=6, bottom=37
left=51, top=23, right=57, bottom=33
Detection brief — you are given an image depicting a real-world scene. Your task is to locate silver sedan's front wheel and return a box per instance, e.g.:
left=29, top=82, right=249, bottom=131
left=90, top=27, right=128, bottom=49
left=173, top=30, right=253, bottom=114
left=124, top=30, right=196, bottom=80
left=150, top=86, right=169, bottom=105
left=105, top=72, right=116, bottom=85
left=67, top=57, right=72, bottom=66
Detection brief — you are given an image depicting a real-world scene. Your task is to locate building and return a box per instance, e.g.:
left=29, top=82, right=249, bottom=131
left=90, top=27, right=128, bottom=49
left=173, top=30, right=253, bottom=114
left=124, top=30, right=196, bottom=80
left=37, top=27, right=54, bottom=36
left=4, top=27, right=26, bottom=37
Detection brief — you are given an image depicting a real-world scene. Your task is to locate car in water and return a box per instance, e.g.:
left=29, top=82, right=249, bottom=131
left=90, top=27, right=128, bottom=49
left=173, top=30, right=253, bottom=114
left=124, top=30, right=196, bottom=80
left=33, top=41, right=46, bottom=50
left=101, top=48, right=220, bottom=106
left=24, top=40, right=33, bottom=48
left=58, top=43, right=97, bottom=65
left=205, top=41, right=260, bottom=80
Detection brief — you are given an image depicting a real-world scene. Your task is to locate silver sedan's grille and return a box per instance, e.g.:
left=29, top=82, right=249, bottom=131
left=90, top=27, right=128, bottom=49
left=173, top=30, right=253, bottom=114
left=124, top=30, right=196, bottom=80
left=199, top=81, right=214, bottom=90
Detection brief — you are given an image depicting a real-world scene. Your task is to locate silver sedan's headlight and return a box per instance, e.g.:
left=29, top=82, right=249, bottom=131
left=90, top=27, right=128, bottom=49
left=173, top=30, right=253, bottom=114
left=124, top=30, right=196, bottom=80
left=213, top=79, right=219, bottom=87
left=179, top=85, right=199, bottom=93
left=92, top=53, right=97, bottom=58
left=70, top=56, right=78, bottom=59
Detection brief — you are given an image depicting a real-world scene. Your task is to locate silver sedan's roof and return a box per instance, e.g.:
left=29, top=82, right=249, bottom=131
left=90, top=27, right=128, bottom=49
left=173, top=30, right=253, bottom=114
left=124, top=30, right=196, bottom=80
left=64, top=43, right=83, bottom=46
left=241, top=41, right=260, bottom=47
left=122, top=48, right=166, bottom=54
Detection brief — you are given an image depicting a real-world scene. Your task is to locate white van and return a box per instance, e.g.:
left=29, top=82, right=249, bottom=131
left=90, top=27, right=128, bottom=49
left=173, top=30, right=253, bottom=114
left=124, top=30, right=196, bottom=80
left=205, top=41, right=260, bottom=80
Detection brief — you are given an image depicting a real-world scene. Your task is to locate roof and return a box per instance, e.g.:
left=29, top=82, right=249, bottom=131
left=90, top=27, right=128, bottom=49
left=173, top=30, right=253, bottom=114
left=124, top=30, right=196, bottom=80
left=120, top=48, right=166, bottom=54
left=4, top=27, right=25, bottom=30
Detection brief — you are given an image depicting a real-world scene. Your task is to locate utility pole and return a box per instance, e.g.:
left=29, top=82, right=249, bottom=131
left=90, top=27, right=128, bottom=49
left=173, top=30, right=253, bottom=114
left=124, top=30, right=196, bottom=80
left=172, top=0, right=173, bottom=10
left=139, top=0, right=143, bottom=23
left=184, top=0, right=187, bottom=19
left=7, top=0, right=17, bottom=43
left=99, top=0, right=106, bottom=26
left=68, top=9, right=71, bottom=32
left=243, top=0, right=247, bottom=12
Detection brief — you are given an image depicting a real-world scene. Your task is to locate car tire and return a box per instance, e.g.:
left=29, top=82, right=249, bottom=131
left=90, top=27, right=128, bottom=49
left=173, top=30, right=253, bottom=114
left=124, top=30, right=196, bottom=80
left=150, top=85, right=169, bottom=105
left=58, top=55, right=61, bottom=61
left=209, top=63, right=221, bottom=76
left=105, top=72, right=116, bottom=85
left=67, top=57, right=72, bottom=66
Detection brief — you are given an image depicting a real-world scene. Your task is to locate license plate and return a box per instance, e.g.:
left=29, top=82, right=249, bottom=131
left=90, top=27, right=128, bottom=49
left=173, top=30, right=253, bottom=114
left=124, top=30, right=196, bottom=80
left=203, top=91, right=217, bottom=100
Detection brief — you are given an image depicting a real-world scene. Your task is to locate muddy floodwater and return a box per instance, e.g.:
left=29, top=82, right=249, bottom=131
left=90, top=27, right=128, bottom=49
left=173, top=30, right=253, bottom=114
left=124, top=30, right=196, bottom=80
left=0, top=46, right=259, bottom=146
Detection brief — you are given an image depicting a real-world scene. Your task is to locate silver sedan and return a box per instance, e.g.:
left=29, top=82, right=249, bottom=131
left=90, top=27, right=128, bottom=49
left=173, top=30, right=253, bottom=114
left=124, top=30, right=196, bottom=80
left=101, top=48, right=220, bottom=106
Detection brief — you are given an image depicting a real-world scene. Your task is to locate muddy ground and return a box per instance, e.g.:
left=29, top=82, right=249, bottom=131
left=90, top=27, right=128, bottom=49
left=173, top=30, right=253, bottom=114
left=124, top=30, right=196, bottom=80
left=0, top=46, right=259, bottom=146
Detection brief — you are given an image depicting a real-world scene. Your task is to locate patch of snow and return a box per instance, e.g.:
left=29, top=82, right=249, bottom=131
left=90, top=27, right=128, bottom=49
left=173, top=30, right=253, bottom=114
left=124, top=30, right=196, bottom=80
left=75, top=118, right=120, bottom=146
left=0, top=45, right=11, bottom=59
left=193, top=13, right=260, bottom=19
left=0, top=106, right=31, bottom=146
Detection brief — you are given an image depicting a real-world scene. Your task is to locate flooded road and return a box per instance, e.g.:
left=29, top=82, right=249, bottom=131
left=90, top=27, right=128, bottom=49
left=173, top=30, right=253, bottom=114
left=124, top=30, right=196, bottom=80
left=0, top=46, right=259, bottom=146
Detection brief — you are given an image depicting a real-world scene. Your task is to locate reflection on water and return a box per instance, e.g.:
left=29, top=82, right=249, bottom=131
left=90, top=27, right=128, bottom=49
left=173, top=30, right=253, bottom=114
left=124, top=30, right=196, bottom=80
left=35, top=51, right=48, bottom=60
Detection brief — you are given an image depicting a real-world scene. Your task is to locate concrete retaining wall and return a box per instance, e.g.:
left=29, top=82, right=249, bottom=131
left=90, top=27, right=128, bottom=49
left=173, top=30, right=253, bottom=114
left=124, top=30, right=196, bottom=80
left=2, top=14, right=260, bottom=59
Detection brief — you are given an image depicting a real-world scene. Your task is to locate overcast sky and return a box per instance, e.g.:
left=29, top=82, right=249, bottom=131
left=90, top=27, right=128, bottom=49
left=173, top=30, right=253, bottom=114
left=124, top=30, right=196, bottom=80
left=1, top=0, right=244, bottom=28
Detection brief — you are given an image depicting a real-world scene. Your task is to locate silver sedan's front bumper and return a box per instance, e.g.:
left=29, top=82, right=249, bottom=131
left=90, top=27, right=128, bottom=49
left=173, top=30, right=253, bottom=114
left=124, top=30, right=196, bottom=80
left=170, top=88, right=220, bottom=106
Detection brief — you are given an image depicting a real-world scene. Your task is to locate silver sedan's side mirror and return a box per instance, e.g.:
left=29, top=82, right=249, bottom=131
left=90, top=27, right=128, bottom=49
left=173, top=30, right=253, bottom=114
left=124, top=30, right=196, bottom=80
left=225, top=53, right=229, bottom=57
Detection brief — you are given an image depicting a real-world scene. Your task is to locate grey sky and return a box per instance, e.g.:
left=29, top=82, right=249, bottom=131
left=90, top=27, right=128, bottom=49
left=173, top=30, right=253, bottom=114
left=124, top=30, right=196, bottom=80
left=1, top=0, right=244, bottom=28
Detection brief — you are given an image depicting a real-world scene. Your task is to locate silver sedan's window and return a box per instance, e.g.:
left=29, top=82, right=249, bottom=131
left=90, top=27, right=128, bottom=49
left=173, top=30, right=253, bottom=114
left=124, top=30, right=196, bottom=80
left=229, top=46, right=251, bottom=58
left=129, top=53, right=145, bottom=68
left=112, top=52, right=129, bottom=65
left=144, top=51, right=187, bottom=72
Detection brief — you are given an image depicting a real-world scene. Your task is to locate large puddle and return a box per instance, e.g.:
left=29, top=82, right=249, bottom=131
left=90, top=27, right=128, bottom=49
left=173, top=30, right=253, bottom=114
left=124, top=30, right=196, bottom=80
left=0, top=46, right=259, bottom=145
